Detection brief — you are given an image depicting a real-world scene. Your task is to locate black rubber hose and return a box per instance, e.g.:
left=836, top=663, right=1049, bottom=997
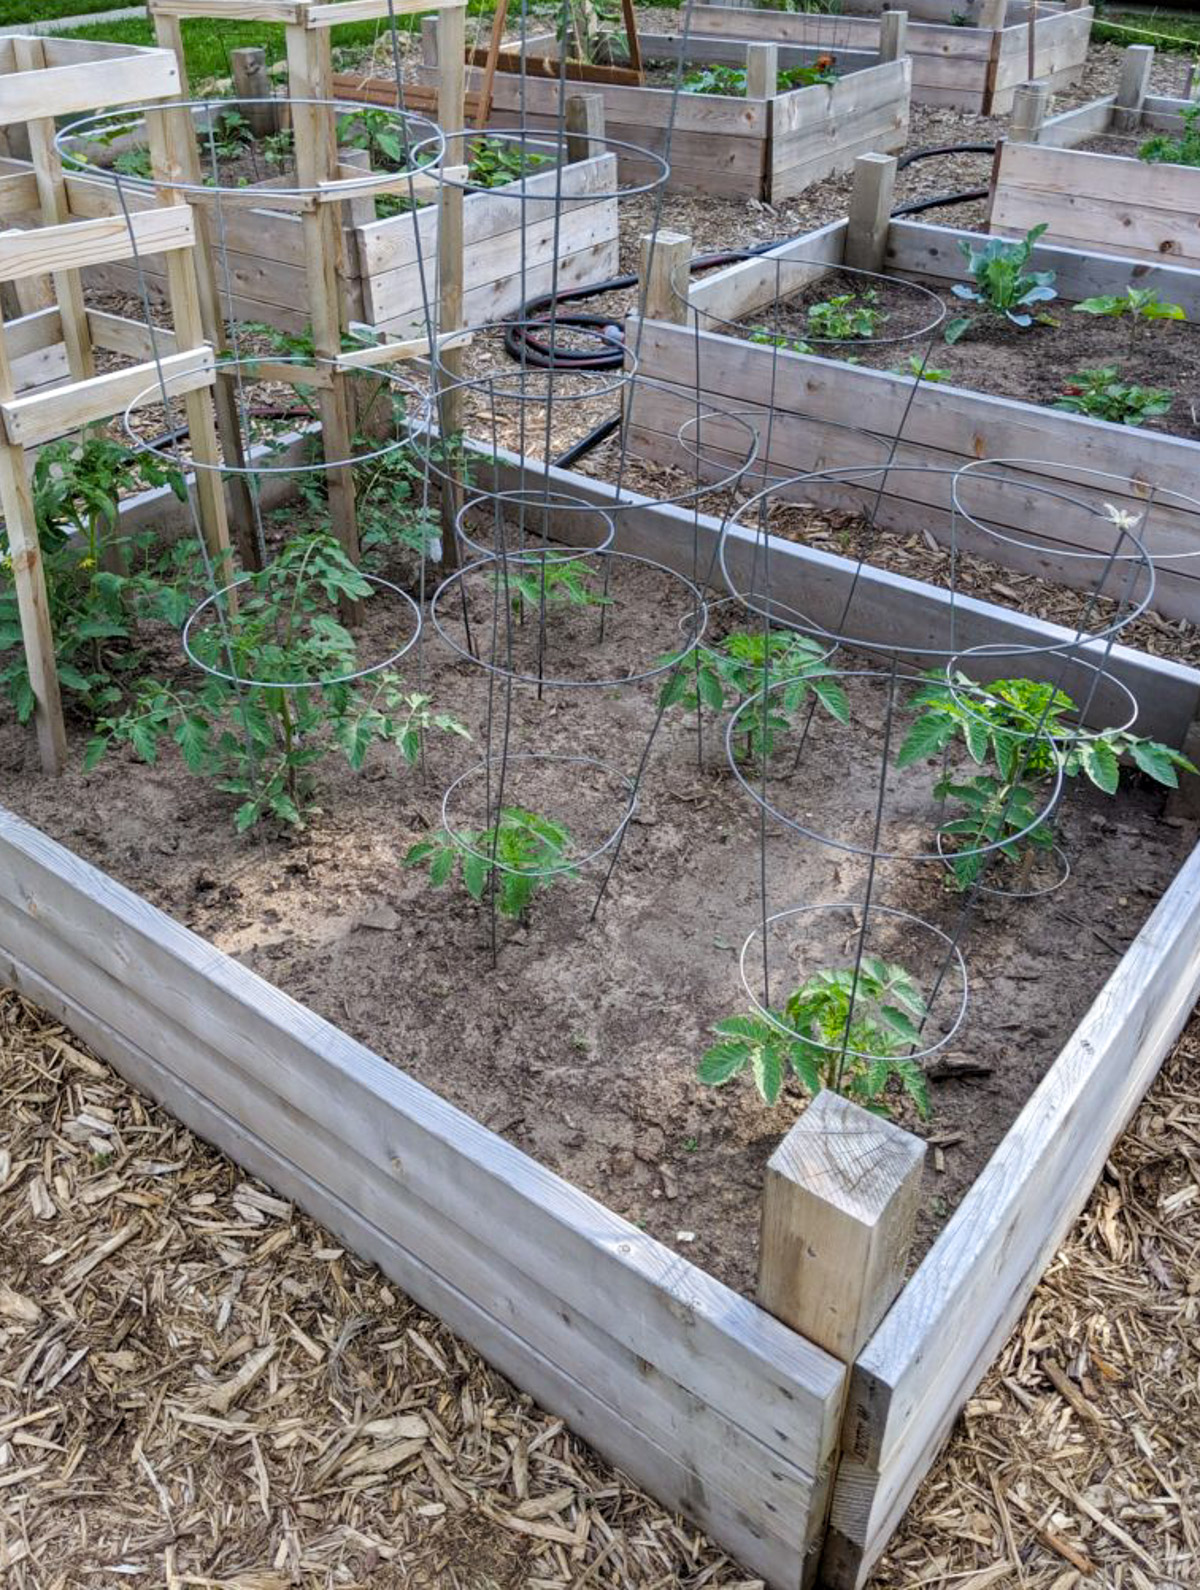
left=891, top=186, right=989, bottom=217
left=896, top=141, right=994, bottom=170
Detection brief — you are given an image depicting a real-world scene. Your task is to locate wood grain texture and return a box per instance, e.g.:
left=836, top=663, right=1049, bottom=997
left=0, top=42, right=179, bottom=123
left=0, top=806, right=845, bottom=1485
left=759, top=1093, right=926, bottom=1363
left=0, top=346, right=213, bottom=446
left=0, top=206, right=195, bottom=283
left=992, top=139, right=1200, bottom=267
left=821, top=833, right=1200, bottom=1588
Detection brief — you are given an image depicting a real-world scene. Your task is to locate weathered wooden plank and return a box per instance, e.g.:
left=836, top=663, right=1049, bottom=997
left=0, top=887, right=830, bottom=1585
left=482, top=446, right=1200, bottom=745
left=688, top=221, right=846, bottom=322
left=356, top=153, right=615, bottom=275
left=0, top=205, right=195, bottom=283
left=1034, top=92, right=1114, bottom=147
left=0, top=345, right=213, bottom=446
left=822, top=834, right=1200, bottom=1588
left=376, top=237, right=620, bottom=337
left=770, top=58, right=910, bottom=136
left=0, top=46, right=179, bottom=123
left=366, top=202, right=617, bottom=322
left=86, top=308, right=179, bottom=361
left=992, top=141, right=1200, bottom=267
left=0, top=805, right=845, bottom=1483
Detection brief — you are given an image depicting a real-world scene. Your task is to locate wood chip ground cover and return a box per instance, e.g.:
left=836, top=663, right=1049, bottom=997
left=1, top=987, right=1197, bottom=1588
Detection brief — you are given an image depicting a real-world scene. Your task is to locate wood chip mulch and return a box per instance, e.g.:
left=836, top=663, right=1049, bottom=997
left=1, top=983, right=1197, bottom=1588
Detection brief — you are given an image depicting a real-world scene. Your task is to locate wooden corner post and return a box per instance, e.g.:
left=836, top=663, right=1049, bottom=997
left=1114, top=44, right=1154, bottom=135
left=565, top=92, right=605, bottom=164
left=878, top=9, right=908, bottom=65
left=758, top=1089, right=925, bottom=1365
left=1009, top=80, right=1049, bottom=142
left=639, top=231, right=691, bottom=325
left=845, top=152, right=897, bottom=274
left=745, top=43, right=778, bottom=101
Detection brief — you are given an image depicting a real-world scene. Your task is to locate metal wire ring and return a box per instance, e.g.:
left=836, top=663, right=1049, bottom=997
left=430, top=549, right=708, bottom=691
left=455, top=488, right=616, bottom=564
left=723, top=667, right=1066, bottom=865
left=440, top=752, right=637, bottom=876
left=183, top=571, right=421, bottom=690
left=738, top=900, right=970, bottom=1065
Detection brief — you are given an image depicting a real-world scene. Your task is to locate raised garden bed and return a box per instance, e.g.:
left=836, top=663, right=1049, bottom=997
left=993, top=44, right=1200, bottom=268
left=50, top=139, right=619, bottom=338
left=690, top=0, right=1093, bottom=115
left=337, top=28, right=910, bottom=200
left=626, top=205, right=1200, bottom=625
left=2, top=441, right=1200, bottom=1588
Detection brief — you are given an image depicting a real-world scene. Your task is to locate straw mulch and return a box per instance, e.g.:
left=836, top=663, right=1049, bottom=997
left=1, top=985, right=1197, bottom=1590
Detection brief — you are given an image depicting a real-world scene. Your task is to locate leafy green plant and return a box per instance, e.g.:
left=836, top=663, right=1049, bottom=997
left=1140, top=102, right=1200, bottom=167
left=897, top=671, right=1196, bottom=888
left=749, top=325, right=812, bottom=354
left=262, top=127, right=295, bottom=168
left=113, top=144, right=153, bottom=179
left=336, top=106, right=411, bottom=168
left=404, top=806, right=577, bottom=917
left=889, top=355, right=950, bottom=382
left=658, top=627, right=848, bottom=762
left=212, top=107, right=252, bottom=162
left=1073, top=286, right=1186, bottom=323
left=0, top=437, right=188, bottom=725
left=699, top=957, right=930, bottom=1117
left=556, top=0, right=629, bottom=66
left=89, top=532, right=468, bottom=830
left=944, top=224, right=1057, bottom=343
left=683, top=56, right=836, bottom=96
left=488, top=555, right=610, bottom=616
left=467, top=135, right=553, bottom=188
left=1054, top=366, right=1172, bottom=427
left=807, top=288, right=885, bottom=341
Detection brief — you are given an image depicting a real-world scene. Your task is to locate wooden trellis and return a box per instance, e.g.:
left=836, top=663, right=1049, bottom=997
left=0, top=36, right=231, bottom=776
left=148, top=0, right=470, bottom=568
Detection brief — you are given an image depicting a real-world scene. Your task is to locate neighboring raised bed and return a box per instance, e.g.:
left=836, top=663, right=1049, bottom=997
left=2, top=446, right=1200, bottom=1590
left=625, top=202, right=1200, bottom=626
left=336, top=30, right=910, bottom=200
left=691, top=0, right=1093, bottom=115
left=51, top=145, right=619, bottom=338
left=991, top=45, right=1200, bottom=268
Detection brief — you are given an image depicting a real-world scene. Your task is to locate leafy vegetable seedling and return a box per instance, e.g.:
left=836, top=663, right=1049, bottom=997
left=0, top=437, right=188, bottom=725
left=405, top=806, right=578, bottom=918
left=89, top=532, right=469, bottom=831
left=1054, top=367, right=1172, bottom=427
left=807, top=288, right=885, bottom=341
left=658, top=626, right=849, bottom=762
left=944, top=224, right=1057, bottom=344
left=700, top=957, right=930, bottom=1118
left=1140, top=102, right=1200, bottom=168
left=897, top=671, right=1196, bottom=890
left=1073, top=287, right=1186, bottom=324
left=488, top=555, right=610, bottom=617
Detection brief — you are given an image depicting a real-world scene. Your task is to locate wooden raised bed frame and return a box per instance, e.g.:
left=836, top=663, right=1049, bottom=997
left=58, top=145, right=619, bottom=340
left=691, top=0, right=1093, bottom=115
left=3, top=443, right=1200, bottom=1589
left=335, top=23, right=911, bottom=200
left=626, top=160, right=1200, bottom=628
left=992, top=44, right=1200, bottom=269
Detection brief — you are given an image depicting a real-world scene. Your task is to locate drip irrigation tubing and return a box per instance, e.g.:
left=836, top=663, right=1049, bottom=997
left=504, top=142, right=1000, bottom=467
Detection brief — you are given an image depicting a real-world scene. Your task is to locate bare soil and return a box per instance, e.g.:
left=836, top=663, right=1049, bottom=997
left=729, top=265, right=1200, bottom=440
left=1, top=562, right=1194, bottom=1295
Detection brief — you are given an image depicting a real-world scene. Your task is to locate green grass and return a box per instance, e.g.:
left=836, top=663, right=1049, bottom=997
left=55, top=12, right=423, bottom=84
left=1094, top=7, right=1200, bottom=54
left=0, top=0, right=129, bottom=21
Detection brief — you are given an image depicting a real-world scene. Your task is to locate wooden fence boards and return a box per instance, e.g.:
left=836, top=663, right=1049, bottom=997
left=0, top=804, right=846, bottom=1590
